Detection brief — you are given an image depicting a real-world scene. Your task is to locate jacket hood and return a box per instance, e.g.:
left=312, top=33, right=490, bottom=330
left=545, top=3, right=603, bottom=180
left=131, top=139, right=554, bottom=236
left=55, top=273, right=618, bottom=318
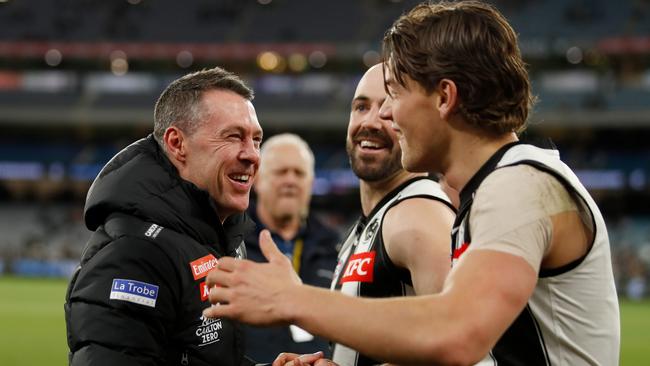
left=84, top=135, right=254, bottom=254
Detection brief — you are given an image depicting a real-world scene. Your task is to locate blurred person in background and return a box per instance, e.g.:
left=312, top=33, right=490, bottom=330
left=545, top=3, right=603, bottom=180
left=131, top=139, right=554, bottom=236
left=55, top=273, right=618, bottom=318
left=243, top=133, right=339, bottom=361
left=203, top=2, right=620, bottom=365
left=65, top=67, right=265, bottom=366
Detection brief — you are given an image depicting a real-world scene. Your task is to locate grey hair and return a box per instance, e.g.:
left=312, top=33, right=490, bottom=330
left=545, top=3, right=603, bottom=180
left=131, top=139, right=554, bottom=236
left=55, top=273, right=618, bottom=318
left=153, top=66, right=253, bottom=147
left=260, top=133, right=315, bottom=176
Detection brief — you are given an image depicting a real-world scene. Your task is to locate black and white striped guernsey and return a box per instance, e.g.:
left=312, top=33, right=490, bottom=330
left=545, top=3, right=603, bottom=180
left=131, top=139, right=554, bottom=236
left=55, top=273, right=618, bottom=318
left=451, top=142, right=620, bottom=366
left=330, top=177, right=453, bottom=366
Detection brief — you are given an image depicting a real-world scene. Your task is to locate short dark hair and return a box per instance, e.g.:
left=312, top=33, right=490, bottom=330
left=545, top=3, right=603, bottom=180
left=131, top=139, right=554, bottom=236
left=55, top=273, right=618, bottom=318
left=382, top=1, right=535, bottom=134
left=153, top=67, right=254, bottom=146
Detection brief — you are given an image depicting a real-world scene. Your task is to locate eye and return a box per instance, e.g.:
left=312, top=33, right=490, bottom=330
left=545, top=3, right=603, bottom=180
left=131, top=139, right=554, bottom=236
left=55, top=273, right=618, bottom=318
left=353, top=103, right=368, bottom=112
left=253, top=138, right=262, bottom=149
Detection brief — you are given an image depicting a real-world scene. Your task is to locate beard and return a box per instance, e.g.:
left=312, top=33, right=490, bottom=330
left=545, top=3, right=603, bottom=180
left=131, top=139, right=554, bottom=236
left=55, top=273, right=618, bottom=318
left=346, top=130, right=403, bottom=182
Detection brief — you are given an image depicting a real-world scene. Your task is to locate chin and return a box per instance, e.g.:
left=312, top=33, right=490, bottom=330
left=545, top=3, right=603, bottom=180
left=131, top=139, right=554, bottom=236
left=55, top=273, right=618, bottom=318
left=273, top=205, right=298, bottom=218
left=228, top=199, right=251, bottom=215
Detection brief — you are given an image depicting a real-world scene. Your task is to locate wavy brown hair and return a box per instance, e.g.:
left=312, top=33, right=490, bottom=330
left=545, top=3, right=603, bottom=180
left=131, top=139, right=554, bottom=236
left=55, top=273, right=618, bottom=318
left=382, top=1, right=535, bottom=135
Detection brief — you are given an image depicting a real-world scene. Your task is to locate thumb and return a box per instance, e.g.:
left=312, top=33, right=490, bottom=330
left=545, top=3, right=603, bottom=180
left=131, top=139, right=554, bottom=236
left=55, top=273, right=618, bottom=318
left=259, top=229, right=285, bottom=263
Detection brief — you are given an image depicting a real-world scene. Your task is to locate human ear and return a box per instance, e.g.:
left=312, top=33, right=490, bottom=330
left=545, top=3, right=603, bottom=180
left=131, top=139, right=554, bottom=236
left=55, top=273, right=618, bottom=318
left=163, top=126, right=186, bottom=163
left=436, top=79, right=459, bottom=120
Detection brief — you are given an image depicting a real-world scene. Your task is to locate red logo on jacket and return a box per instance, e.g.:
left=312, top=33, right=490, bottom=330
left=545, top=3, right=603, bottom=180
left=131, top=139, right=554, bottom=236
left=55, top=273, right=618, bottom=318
left=190, top=254, right=219, bottom=280
left=200, top=281, right=209, bottom=301
left=340, top=251, right=375, bottom=284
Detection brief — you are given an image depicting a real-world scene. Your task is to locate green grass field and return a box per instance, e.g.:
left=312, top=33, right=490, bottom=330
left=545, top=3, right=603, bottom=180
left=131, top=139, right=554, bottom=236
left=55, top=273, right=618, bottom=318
left=1, top=276, right=648, bottom=365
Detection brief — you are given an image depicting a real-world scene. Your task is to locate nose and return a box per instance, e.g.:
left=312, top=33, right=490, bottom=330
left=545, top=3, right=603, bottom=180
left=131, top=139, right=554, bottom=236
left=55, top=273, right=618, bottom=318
left=358, top=105, right=384, bottom=131
left=239, top=138, right=260, bottom=166
left=378, top=97, right=392, bottom=121
left=278, top=168, right=301, bottom=185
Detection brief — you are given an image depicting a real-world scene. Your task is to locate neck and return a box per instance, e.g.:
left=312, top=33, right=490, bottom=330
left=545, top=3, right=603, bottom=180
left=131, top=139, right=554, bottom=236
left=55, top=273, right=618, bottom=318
left=256, top=204, right=301, bottom=241
left=359, top=170, right=425, bottom=217
left=443, top=130, right=519, bottom=193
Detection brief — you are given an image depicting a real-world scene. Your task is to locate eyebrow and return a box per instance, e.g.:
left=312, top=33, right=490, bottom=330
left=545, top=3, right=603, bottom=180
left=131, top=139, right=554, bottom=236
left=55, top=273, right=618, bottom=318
left=351, top=95, right=370, bottom=105
left=221, top=126, right=244, bottom=135
left=221, top=125, right=262, bottom=137
left=351, top=95, right=387, bottom=108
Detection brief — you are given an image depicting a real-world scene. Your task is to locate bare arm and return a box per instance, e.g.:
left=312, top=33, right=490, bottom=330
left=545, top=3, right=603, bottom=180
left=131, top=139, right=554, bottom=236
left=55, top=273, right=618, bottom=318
left=382, top=198, right=454, bottom=294
left=204, top=231, right=536, bottom=365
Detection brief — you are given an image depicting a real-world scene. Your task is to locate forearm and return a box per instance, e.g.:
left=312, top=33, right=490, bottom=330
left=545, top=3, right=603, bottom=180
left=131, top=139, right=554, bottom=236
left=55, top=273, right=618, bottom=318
left=283, top=251, right=534, bottom=365
left=284, top=285, right=471, bottom=365
left=205, top=242, right=533, bottom=365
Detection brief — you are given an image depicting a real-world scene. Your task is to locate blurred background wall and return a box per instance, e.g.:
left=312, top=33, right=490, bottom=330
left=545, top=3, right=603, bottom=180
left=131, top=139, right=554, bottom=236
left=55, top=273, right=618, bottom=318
left=0, top=0, right=649, bottom=300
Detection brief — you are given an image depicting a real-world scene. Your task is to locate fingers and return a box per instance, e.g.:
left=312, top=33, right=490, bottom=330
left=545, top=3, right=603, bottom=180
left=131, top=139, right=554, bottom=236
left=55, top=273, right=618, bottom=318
left=205, top=264, right=232, bottom=289
left=207, top=283, right=232, bottom=305
left=272, top=352, right=300, bottom=366
left=296, top=351, right=324, bottom=364
left=205, top=256, right=249, bottom=288
left=202, top=302, right=232, bottom=319
left=204, top=285, right=232, bottom=316
left=259, top=229, right=286, bottom=263
left=272, top=352, right=324, bottom=366
left=314, top=359, right=338, bottom=366
left=216, top=256, right=237, bottom=271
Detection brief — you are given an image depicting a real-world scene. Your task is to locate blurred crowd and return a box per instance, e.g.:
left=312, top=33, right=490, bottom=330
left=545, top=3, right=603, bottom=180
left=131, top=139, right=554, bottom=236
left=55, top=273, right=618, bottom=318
left=0, top=199, right=648, bottom=300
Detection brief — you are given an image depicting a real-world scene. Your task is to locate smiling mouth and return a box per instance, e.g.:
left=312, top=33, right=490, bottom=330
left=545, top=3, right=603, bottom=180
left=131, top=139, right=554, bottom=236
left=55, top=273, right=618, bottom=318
left=358, top=139, right=388, bottom=151
left=229, top=174, right=251, bottom=183
left=360, top=140, right=381, bottom=149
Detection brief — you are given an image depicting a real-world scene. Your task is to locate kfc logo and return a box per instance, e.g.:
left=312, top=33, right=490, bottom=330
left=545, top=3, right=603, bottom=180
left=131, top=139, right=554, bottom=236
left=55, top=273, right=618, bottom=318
left=340, top=251, right=375, bottom=284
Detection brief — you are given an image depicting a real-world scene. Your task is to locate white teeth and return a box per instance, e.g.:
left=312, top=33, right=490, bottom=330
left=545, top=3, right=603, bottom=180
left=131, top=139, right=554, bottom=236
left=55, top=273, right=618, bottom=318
left=360, top=140, right=381, bottom=148
left=232, top=174, right=249, bottom=182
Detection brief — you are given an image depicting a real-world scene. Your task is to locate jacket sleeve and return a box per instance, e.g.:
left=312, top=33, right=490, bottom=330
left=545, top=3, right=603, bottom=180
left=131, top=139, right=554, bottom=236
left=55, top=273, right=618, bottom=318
left=66, top=235, right=180, bottom=365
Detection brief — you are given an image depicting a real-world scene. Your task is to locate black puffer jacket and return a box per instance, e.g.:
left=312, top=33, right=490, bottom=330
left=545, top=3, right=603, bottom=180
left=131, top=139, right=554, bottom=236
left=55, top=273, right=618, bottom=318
left=65, top=135, right=256, bottom=366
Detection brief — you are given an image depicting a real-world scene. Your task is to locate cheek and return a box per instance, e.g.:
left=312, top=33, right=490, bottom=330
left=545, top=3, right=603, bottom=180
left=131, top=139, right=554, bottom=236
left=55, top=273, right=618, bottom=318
left=346, top=124, right=358, bottom=143
left=301, top=181, right=312, bottom=194
left=392, top=105, right=407, bottom=129
left=211, top=162, right=229, bottom=188
left=258, top=180, right=271, bottom=195
left=346, top=122, right=355, bottom=136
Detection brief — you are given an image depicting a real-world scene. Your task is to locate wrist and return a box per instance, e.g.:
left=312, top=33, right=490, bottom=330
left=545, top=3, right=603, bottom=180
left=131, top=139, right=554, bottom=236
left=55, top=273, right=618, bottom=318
left=280, top=282, right=310, bottom=325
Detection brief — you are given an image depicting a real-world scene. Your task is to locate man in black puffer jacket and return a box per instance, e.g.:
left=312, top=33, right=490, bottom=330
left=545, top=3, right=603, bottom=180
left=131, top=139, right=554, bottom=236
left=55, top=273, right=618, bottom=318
left=65, top=67, right=264, bottom=365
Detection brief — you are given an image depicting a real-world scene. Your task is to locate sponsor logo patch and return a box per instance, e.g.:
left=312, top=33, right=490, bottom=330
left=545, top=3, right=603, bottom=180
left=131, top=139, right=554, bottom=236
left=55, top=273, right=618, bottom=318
left=110, top=278, right=159, bottom=308
left=200, top=281, right=210, bottom=301
left=364, top=219, right=379, bottom=242
left=144, top=224, right=163, bottom=238
left=196, top=315, right=223, bottom=346
left=190, top=254, right=219, bottom=280
left=340, top=251, right=375, bottom=284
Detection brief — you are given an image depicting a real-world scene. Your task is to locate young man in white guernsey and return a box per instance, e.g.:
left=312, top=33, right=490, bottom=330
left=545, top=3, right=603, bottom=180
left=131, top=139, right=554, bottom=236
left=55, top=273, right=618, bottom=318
left=328, top=64, right=455, bottom=366
left=203, top=2, right=620, bottom=365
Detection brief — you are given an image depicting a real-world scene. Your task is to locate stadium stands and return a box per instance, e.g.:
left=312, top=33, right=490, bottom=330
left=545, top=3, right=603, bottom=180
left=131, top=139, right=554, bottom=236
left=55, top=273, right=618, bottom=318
left=0, top=0, right=648, bottom=298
